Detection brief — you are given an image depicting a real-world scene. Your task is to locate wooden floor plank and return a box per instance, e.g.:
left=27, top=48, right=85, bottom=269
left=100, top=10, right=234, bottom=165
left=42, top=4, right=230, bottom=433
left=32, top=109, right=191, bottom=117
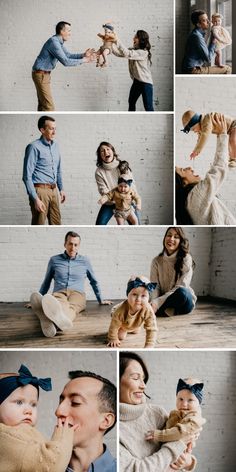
left=0, top=297, right=235, bottom=349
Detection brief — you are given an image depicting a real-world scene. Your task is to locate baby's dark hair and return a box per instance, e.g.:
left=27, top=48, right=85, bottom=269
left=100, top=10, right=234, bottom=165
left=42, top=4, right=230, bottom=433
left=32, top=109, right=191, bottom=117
left=118, top=160, right=132, bottom=174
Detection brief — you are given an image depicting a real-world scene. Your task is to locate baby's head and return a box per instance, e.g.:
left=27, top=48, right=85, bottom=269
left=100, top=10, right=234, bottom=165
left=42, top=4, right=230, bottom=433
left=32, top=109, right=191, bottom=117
left=103, top=23, right=114, bottom=35
left=126, top=276, right=157, bottom=312
left=118, top=175, right=133, bottom=194
left=182, top=110, right=202, bottom=134
left=0, top=364, right=52, bottom=427
left=176, top=377, right=204, bottom=413
left=212, top=13, right=223, bottom=27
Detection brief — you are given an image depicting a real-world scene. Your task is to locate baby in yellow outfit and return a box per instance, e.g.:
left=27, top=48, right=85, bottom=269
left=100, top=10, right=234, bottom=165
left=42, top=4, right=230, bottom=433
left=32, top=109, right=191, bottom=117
left=211, top=13, right=232, bottom=67
left=182, top=110, right=236, bottom=167
left=107, top=276, right=158, bottom=348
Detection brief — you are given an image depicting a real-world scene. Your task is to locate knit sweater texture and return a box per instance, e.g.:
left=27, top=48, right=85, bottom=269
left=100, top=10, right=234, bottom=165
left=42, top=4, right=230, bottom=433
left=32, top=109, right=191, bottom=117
left=0, top=422, right=73, bottom=472
left=150, top=251, right=196, bottom=310
left=119, top=402, right=188, bottom=472
left=187, top=134, right=236, bottom=225
left=112, top=42, right=153, bottom=84
left=153, top=408, right=206, bottom=442
left=108, top=300, right=157, bottom=347
left=193, top=112, right=234, bottom=155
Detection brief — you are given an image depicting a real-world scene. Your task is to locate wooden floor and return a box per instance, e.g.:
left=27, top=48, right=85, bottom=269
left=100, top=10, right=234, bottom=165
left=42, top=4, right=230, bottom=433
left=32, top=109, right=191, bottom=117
left=0, top=297, right=235, bottom=349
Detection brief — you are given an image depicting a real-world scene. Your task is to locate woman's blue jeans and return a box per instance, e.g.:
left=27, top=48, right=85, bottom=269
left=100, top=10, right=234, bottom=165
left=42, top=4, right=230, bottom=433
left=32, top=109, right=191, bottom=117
left=128, top=78, right=154, bottom=111
left=158, top=287, right=194, bottom=315
left=96, top=204, right=141, bottom=225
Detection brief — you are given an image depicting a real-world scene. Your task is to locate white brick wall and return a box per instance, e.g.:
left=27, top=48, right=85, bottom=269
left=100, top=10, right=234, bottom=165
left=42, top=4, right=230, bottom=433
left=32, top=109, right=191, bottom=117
left=0, top=0, right=173, bottom=111
left=135, top=350, right=236, bottom=471
left=0, top=113, right=173, bottom=225
left=175, top=76, right=236, bottom=219
left=210, top=227, right=236, bottom=300
left=0, top=226, right=218, bottom=302
left=0, top=350, right=117, bottom=455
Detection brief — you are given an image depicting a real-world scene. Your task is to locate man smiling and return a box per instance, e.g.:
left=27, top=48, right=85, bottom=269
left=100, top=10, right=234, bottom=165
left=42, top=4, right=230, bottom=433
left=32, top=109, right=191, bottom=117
left=55, top=370, right=117, bottom=472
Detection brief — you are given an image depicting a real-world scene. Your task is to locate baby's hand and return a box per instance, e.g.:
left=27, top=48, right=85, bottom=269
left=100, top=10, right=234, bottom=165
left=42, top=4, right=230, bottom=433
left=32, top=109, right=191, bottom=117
left=145, top=430, right=155, bottom=441
left=107, top=339, right=121, bottom=348
left=56, top=417, right=79, bottom=433
left=190, top=151, right=199, bottom=160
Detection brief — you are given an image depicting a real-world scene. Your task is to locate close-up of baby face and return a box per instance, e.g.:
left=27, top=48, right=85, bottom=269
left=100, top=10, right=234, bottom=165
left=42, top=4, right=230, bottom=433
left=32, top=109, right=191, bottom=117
left=0, top=384, right=38, bottom=427
left=118, top=182, right=129, bottom=194
left=128, top=286, right=149, bottom=312
left=176, top=389, right=200, bottom=413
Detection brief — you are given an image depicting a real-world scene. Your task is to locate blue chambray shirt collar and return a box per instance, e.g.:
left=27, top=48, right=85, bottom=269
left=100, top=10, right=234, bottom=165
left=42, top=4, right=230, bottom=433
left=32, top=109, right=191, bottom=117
left=66, top=445, right=115, bottom=472
left=195, top=27, right=206, bottom=37
left=40, top=135, right=55, bottom=147
left=63, top=251, right=79, bottom=261
left=56, top=34, right=64, bottom=44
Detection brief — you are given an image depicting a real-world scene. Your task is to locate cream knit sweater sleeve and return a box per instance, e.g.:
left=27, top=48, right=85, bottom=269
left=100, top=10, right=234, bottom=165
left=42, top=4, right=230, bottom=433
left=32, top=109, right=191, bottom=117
left=0, top=423, right=74, bottom=472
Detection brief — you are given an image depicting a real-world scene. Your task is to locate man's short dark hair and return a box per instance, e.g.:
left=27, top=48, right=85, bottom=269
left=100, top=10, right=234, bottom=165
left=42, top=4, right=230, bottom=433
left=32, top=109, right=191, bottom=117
left=68, top=370, right=117, bottom=434
left=56, top=21, right=71, bottom=35
left=64, top=231, right=81, bottom=243
left=191, top=10, right=206, bottom=26
left=38, top=116, right=55, bottom=131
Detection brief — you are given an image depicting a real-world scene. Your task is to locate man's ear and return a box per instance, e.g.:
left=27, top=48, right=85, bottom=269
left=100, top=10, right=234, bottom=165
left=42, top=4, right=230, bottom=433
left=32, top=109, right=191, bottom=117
left=99, top=412, right=115, bottom=433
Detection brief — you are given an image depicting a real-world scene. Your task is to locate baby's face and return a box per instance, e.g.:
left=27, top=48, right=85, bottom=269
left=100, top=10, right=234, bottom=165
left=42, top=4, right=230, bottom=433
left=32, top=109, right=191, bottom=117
left=212, top=17, right=222, bottom=26
left=128, top=286, right=149, bottom=313
left=0, top=384, right=38, bottom=426
left=176, top=389, right=200, bottom=413
left=118, top=183, right=129, bottom=194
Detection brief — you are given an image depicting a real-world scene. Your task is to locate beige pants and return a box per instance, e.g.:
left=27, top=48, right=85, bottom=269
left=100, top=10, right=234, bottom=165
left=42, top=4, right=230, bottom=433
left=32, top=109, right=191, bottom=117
left=191, top=65, right=231, bottom=74
left=32, top=71, right=55, bottom=111
left=30, top=187, right=61, bottom=225
left=52, top=290, right=86, bottom=321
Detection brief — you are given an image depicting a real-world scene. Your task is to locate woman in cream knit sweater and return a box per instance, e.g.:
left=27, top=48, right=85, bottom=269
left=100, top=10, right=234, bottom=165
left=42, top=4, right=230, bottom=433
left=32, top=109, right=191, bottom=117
left=119, top=352, right=196, bottom=471
left=150, top=227, right=196, bottom=317
left=95, top=141, right=140, bottom=225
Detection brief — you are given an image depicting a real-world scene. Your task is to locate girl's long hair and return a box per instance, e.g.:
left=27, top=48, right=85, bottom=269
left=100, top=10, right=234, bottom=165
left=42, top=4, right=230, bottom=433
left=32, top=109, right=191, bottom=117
left=175, top=172, right=196, bottom=225
left=136, top=30, right=152, bottom=65
left=96, top=141, right=119, bottom=167
left=159, top=226, right=195, bottom=282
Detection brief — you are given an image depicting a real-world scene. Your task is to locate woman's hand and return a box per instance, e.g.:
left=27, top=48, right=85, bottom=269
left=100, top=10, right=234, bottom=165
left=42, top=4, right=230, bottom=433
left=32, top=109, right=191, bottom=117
left=170, top=443, right=193, bottom=470
left=107, top=339, right=121, bottom=347
left=211, top=114, right=227, bottom=134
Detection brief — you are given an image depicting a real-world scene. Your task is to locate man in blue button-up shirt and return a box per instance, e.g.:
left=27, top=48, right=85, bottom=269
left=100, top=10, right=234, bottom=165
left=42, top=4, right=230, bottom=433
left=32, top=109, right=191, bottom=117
left=23, top=115, right=65, bottom=225
left=57, top=370, right=117, bottom=472
left=30, top=231, right=112, bottom=337
left=32, top=21, right=95, bottom=111
left=182, top=10, right=231, bottom=74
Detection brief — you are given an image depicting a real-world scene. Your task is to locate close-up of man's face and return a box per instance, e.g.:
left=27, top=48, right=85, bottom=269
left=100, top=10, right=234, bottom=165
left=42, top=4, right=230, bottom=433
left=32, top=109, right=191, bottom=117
left=55, top=377, right=112, bottom=447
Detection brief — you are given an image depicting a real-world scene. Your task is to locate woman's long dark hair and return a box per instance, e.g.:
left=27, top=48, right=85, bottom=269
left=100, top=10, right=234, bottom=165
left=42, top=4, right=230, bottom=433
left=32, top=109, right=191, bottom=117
left=96, top=141, right=119, bottom=167
left=136, top=30, right=152, bottom=65
left=175, top=172, right=196, bottom=225
left=159, top=227, right=195, bottom=282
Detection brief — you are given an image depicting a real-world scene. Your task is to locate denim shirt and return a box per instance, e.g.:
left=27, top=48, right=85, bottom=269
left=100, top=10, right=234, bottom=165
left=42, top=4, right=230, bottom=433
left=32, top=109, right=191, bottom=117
left=65, top=445, right=116, bottom=472
left=39, top=252, right=102, bottom=303
left=22, top=136, right=63, bottom=201
left=32, top=35, right=84, bottom=71
left=182, top=28, right=215, bottom=71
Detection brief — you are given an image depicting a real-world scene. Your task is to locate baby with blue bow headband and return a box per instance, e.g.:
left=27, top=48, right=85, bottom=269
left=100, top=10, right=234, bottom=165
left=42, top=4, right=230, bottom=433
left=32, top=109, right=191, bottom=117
left=0, top=364, right=77, bottom=472
left=107, top=275, right=158, bottom=348
left=145, top=377, right=206, bottom=469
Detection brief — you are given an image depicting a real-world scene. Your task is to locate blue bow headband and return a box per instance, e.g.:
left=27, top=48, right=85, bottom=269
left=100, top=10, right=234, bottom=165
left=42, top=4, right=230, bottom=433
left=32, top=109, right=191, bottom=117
left=103, top=23, right=114, bottom=32
left=118, top=177, right=133, bottom=187
left=0, top=364, right=52, bottom=404
left=181, top=113, right=202, bottom=134
left=176, top=378, right=204, bottom=404
left=126, top=277, right=157, bottom=296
